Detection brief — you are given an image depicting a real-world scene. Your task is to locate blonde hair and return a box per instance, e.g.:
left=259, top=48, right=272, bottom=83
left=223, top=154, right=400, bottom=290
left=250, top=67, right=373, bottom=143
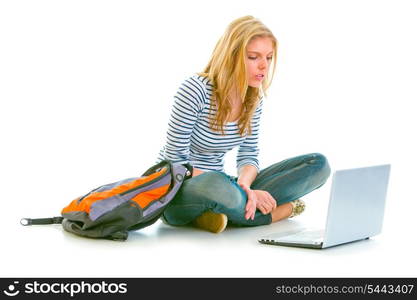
left=197, top=15, right=278, bottom=136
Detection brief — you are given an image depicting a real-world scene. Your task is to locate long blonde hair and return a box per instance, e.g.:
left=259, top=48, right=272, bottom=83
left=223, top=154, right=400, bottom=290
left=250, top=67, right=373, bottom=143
left=197, top=15, right=278, bottom=136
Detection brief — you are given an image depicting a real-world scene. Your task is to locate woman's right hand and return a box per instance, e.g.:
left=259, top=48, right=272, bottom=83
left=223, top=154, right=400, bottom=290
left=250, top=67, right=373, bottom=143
left=238, top=183, right=258, bottom=220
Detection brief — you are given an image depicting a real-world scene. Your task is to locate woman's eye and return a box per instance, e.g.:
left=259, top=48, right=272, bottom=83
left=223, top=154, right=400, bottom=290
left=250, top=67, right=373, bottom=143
left=248, top=56, right=273, bottom=60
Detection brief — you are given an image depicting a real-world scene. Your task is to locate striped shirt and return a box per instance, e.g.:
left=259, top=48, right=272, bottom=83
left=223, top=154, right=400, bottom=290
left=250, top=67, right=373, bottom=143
left=156, top=74, right=263, bottom=173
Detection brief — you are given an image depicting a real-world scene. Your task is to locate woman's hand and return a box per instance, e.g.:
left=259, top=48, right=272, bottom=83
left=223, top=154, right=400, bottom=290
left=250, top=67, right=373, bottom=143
left=254, top=189, right=277, bottom=214
left=239, top=183, right=277, bottom=220
left=239, top=183, right=257, bottom=220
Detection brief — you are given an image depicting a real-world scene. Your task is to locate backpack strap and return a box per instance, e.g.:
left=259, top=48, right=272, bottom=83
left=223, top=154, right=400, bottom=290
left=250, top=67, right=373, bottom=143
left=20, top=216, right=63, bottom=226
left=141, top=160, right=193, bottom=179
left=182, top=163, right=193, bottom=180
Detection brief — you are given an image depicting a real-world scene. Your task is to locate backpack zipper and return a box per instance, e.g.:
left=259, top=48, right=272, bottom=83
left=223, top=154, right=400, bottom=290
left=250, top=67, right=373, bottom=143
left=119, top=167, right=171, bottom=196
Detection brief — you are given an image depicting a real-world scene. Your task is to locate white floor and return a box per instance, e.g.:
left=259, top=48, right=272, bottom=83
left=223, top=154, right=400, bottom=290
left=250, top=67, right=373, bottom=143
left=3, top=162, right=417, bottom=278
left=1, top=0, right=416, bottom=279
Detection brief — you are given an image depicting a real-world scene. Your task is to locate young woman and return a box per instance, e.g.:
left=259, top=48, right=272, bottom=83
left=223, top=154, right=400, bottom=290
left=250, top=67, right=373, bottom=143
left=155, top=15, right=331, bottom=233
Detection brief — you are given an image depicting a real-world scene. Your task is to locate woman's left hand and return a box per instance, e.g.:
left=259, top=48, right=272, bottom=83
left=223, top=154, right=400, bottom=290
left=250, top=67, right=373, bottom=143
left=239, top=183, right=277, bottom=220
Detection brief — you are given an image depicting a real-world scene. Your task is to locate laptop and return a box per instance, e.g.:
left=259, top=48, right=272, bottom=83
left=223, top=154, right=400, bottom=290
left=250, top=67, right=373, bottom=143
left=258, top=164, right=391, bottom=249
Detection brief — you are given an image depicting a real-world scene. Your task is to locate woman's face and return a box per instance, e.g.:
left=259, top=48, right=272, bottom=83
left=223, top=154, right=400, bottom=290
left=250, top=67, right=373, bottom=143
left=245, top=36, right=274, bottom=88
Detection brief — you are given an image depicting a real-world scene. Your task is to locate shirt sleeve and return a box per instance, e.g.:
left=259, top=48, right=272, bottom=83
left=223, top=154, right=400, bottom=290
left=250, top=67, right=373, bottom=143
left=157, top=75, right=205, bottom=166
left=236, top=98, right=263, bottom=173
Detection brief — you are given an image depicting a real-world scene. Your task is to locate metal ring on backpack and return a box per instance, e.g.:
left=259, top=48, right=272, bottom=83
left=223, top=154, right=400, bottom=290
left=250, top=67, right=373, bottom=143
left=20, top=218, right=31, bottom=226
left=176, top=173, right=184, bottom=182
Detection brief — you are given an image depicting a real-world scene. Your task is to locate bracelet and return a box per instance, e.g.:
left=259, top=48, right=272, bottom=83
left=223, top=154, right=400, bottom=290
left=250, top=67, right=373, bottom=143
left=289, top=199, right=306, bottom=218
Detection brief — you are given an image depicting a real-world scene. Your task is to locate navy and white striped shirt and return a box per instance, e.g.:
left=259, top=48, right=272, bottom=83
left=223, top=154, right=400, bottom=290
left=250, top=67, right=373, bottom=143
left=156, top=74, right=263, bottom=173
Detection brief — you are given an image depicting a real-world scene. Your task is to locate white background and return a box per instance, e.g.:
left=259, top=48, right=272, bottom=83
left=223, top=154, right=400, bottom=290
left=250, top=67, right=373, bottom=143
left=1, top=0, right=416, bottom=277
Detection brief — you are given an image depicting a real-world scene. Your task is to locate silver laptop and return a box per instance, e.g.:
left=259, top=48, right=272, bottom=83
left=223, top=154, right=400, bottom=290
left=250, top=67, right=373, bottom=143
left=258, top=164, right=391, bottom=249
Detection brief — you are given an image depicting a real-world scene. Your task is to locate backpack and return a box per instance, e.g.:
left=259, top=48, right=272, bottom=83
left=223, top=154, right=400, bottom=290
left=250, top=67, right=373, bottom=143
left=20, top=160, right=193, bottom=241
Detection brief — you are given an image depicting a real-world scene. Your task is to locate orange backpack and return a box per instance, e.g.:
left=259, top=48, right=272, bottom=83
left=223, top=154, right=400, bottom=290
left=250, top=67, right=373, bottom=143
left=21, top=160, right=192, bottom=241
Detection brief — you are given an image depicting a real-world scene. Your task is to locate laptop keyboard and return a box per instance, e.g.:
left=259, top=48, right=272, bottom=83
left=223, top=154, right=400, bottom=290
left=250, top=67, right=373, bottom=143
left=272, top=229, right=325, bottom=243
left=289, top=229, right=325, bottom=240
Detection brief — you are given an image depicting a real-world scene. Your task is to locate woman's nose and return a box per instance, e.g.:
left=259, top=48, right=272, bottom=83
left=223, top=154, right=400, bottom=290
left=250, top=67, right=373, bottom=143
left=258, top=58, right=267, bottom=69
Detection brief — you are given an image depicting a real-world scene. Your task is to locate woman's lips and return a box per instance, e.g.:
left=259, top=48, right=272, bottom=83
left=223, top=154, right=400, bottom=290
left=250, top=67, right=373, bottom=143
left=255, top=74, right=264, bottom=81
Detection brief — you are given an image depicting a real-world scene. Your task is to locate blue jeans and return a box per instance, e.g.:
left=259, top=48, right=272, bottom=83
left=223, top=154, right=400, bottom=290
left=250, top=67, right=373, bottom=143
left=163, top=153, right=331, bottom=226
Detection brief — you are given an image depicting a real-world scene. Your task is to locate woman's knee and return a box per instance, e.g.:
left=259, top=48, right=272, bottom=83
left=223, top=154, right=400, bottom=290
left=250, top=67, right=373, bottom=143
left=308, top=153, right=331, bottom=183
left=195, top=171, right=246, bottom=209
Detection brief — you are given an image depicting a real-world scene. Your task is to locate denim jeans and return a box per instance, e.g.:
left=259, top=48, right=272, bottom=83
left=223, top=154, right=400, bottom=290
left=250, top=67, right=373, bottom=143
left=163, top=152, right=331, bottom=227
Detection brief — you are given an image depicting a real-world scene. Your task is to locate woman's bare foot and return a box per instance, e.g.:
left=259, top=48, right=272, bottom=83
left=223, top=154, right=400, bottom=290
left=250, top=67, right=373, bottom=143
left=270, top=199, right=306, bottom=222
left=270, top=202, right=293, bottom=223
